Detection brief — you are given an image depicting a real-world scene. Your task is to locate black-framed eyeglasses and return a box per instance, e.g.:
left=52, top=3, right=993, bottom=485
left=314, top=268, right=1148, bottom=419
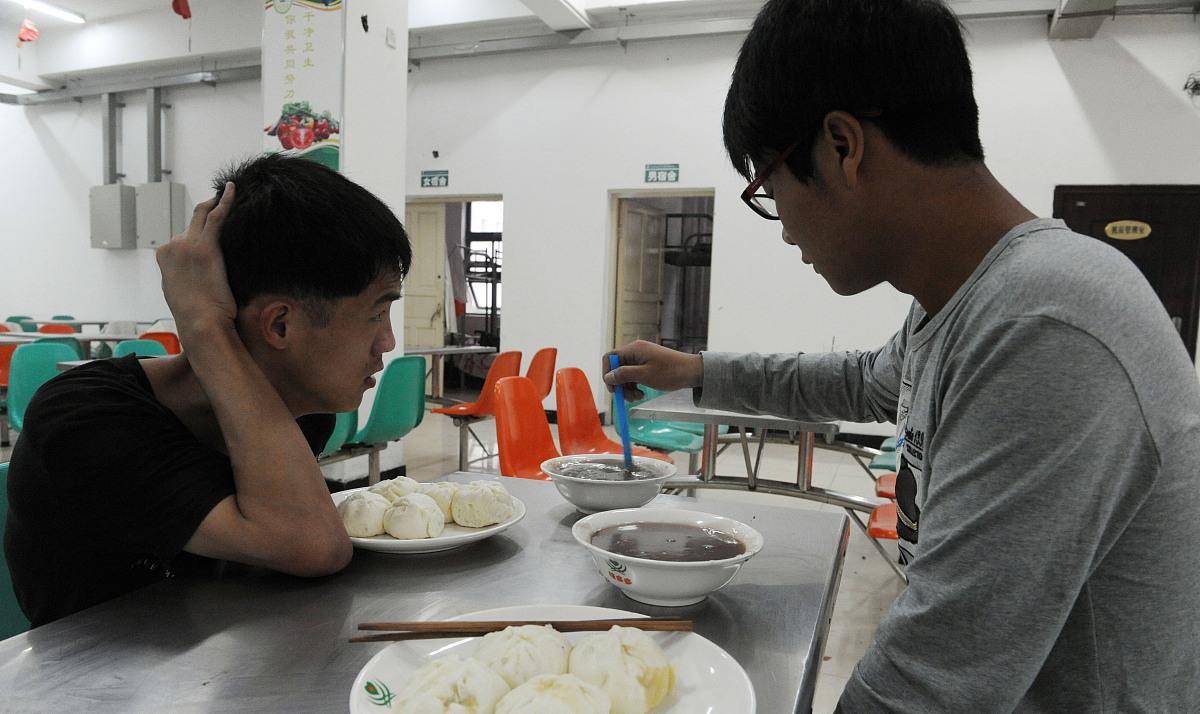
left=739, top=110, right=883, bottom=221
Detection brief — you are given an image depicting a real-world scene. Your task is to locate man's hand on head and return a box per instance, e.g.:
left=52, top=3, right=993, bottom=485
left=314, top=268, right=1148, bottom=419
left=156, top=183, right=240, bottom=339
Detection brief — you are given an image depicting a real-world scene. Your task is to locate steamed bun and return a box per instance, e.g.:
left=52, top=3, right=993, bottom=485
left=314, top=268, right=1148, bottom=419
left=451, top=481, right=515, bottom=528
left=383, top=493, right=446, bottom=539
left=369, top=476, right=420, bottom=504
left=474, top=625, right=571, bottom=688
left=496, top=674, right=611, bottom=714
left=336, top=491, right=390, bottom=537
left=393, top=655, right=511, bottom=714
left=417, top=481, right=460, bottom=522
left=569, top=626, right=674, bottom=714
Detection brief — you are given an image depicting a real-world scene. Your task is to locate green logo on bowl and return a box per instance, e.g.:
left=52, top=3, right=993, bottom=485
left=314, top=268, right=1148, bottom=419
left=607, top=559, right=626, bottom=574
left=365, top=679, right=395, bottom=707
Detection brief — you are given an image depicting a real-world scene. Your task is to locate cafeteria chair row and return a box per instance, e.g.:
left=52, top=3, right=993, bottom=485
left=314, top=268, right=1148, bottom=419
left=319, top=355, right=425, bottom=485
left=493, top=369, right=674, bottom=481
left=431, top=348, right=557, bottom=471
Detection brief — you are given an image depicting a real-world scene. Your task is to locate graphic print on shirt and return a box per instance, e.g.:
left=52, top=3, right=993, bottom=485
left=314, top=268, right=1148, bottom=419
left=894, top=378, right=922, bottom=565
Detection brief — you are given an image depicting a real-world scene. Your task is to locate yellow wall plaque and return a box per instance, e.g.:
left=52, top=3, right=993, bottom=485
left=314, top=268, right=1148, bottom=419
left=1105, top=220, right=1151, bottom=241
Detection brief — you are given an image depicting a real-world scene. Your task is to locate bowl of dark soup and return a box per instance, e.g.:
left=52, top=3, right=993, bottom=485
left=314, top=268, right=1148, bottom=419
left=543, top=454, right=676, bottom=513
left=572, top=508, right=764, bottom=606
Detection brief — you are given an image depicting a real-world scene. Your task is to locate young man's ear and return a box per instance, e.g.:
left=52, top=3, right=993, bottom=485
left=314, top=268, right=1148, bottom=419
left=821, top=111, right=866, bottom=188
left=259, top=301, right=294, bottom=349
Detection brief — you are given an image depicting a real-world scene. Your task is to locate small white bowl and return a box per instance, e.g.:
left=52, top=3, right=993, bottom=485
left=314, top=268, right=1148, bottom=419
left=572, top=508, right=764, bottom=607
left=542, top=454, right=676, bottom=514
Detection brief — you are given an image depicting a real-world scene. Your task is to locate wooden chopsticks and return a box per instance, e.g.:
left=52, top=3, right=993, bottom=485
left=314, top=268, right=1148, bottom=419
left=350, top=618, right=693, bottom=643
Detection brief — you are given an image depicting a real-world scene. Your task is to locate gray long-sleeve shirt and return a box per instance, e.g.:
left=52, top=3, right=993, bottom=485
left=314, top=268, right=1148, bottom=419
left=698, top=218, right=1200, bottom=712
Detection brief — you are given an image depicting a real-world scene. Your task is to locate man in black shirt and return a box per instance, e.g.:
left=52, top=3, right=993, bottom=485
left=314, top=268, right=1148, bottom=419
left=5, top=154, right=412, bottom=626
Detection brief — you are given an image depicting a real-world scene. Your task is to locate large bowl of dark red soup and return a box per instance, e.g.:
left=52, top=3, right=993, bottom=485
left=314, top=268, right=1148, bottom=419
left=572, top=507, right=764, bottom=606
left=542, top=454, right=676, bottom=513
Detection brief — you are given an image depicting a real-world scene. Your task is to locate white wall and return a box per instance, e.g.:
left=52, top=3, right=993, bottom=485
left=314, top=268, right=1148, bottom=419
left=405, top=15, right=1200, bottom=435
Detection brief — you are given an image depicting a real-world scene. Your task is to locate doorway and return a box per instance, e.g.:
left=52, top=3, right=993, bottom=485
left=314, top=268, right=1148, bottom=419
left=1053, top=185, right=1200, bottom=361
left=612, top=193, right=715, bottom=353
left=404, top=196, right=504, bottom=397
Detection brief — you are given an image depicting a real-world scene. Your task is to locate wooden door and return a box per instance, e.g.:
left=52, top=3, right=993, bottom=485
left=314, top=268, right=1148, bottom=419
left=614, top=201, right=666, bottom=348
left=1054, top=185, right=1200, bottom=361
left=403, top=203, right=447, bottom=356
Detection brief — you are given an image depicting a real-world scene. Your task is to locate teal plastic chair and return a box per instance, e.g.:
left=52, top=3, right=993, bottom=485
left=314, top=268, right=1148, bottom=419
left=113, top=339, right=168, bottom=358
left=320, top=411, right=359, bottom=458
left=0, top=463, right=30, bottom=640
left=34, top=336, right=83, bottom=360
left=635, top=386, right=730, bottom=437
left=9, top=343, right=76, bottom=433
left=4, top=316, right=32, bottom=328
left=50, top=314, right=75, bottom=320
left=625, top=386, right=706, bottom=454
left=17, top=321, right=36, bottom=333
left=881, top=436, right=897, bottom=452
left=351, top=356, right=426, bottom=445
left=870, top=450, right=898, bottom=471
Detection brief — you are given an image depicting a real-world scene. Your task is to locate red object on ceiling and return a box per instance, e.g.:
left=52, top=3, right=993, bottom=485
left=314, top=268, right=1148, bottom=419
left=172, top=0, right=192, bottom=20
left=17, top=18, right=39, bottom=44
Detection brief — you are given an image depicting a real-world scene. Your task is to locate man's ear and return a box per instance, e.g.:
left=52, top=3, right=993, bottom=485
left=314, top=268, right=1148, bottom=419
left=258, top=300, right=295, bottom=350
left=820, top=111, right=866, bottom=189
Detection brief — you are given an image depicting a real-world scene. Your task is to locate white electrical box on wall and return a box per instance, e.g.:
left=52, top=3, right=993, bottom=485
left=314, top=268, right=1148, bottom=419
left=135, top=182, right=187, bottom=249
left=89, top=184, right=137, bottom=250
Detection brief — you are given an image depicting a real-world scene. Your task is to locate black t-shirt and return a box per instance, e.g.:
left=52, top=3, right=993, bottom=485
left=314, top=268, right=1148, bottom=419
left=3, top=356, right=333, bottom=627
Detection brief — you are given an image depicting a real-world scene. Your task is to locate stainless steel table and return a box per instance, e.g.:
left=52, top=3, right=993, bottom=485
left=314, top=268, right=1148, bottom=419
left=404, top=345, right=496, bottom=403
left=632, top=391, right=902, bottom=581
left=0, top=473, right=850, bottom=713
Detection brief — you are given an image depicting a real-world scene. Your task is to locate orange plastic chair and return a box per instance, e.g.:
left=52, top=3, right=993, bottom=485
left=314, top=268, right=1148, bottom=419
left=868, top=502, right=899, bottom=540
left=432, top=351, right=522, bottom=419
left=38, top=324, right=76, bottom=334
left=555, top=368, right=673, bottom=464
left=525, top=347, right=557, bottom=400
left=0, top=325, right=8, bottom=333
left=875, top=471, right=897, bottom=500
left=0, top=345, right=15, bottom=388
left=494, top=376, right=557, bottom=480
left=139, top=331, right=182, bottom=355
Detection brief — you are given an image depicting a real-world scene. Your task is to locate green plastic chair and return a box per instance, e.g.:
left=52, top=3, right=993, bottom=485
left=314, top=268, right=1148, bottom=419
left=320, top=411, right=359, bottom=459
left=4, top=316, right=32, bottom=328
left=9, top=343, right=76, bottom=433
left=881, top=436, right=897, bottom=452
left=870, top=450, right=898, bottom=471
left=17, top=321, right=37, bottom=333
left=351, top=356, right=426, bottom=445
left=625, top=386, right=705, bottom=454
left=113, top=339, right=168, bottom=358
left=34, top=336, right=83, bottom=360
left=634, top=386, right=730, bottom=437
left=0, top=463, right=30, bottom=640
left=50, top=315, right=75, bottom=320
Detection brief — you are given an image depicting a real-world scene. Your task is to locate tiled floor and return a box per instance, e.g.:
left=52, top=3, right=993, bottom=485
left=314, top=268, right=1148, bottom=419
left=1, top=412, right=905, bottom=713
left=404, top=414, right=906, bottom=713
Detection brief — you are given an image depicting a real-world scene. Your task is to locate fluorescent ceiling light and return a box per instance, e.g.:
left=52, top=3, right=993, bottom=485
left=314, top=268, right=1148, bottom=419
left=4, top=0, right=86, bottom=24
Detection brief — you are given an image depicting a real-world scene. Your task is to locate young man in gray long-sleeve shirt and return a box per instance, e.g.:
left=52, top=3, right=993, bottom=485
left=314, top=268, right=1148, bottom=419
left=605, top=1, right=1200, bottom=711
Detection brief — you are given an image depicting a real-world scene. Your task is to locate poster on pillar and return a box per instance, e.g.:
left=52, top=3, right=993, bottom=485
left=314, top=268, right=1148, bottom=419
left=262, top=0, right=345, bottom=171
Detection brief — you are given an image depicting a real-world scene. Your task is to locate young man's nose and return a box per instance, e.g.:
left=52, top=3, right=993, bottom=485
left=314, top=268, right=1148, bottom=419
left=376, top=326, right=397, bottom=356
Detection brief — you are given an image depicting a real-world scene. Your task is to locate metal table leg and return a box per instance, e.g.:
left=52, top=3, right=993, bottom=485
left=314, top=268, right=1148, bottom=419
left=701, top=423, right=719, bottom=482
left=458, top=421, right=469, bottom=471
left=796, top=432, right=816, bottom=490
left=368, top=448, right=382, bottom=485
left=845, top=507, right=908, bottom=584
left=430, top=355, right=443, bottom=401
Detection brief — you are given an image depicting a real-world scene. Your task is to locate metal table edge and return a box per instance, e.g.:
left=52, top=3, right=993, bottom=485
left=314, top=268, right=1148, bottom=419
left=795, top=512, right=852, bottom=714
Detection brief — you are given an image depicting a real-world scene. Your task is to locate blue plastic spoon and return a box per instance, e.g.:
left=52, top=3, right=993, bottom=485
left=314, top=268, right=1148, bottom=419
left=608, top=354, right=636, bottom=477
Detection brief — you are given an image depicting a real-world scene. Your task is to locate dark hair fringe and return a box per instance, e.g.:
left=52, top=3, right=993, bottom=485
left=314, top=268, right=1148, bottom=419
left=723, top=0, right=985, bottom=182
left=210, top=153, right=412, bottom=311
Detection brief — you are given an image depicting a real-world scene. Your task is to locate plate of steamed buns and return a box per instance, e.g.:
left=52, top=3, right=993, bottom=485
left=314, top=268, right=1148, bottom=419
left=331, top=476, right=526, bottom=554
left=349, top=604, right=755, bottom=713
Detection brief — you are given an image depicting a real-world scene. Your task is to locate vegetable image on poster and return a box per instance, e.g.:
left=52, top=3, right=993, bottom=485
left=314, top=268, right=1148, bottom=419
left=262, top=0, right=345, bottom=171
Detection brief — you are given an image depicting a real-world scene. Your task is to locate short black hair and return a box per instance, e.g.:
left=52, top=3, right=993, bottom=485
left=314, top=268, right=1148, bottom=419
left=211, top=154, right=411, bottom=324
left=723, top=0, right=984, bottom=182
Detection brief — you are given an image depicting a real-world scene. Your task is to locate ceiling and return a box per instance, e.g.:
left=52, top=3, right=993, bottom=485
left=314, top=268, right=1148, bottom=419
left=0, top=0, right=164, bottom=28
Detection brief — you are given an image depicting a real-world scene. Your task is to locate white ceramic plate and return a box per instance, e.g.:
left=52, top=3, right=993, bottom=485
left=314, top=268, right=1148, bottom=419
left=349, top=604, right=756, bottom=713
left=330, top=486, right=526, bottom=554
